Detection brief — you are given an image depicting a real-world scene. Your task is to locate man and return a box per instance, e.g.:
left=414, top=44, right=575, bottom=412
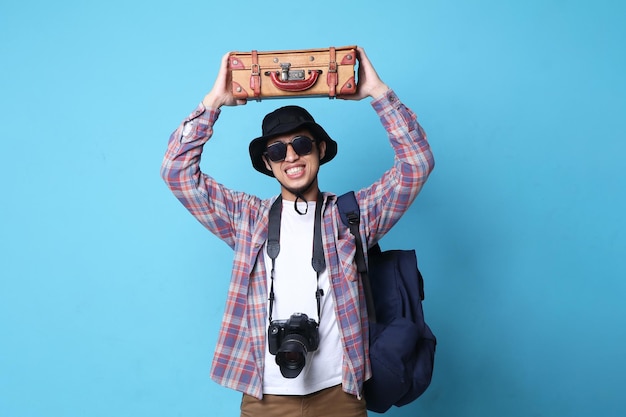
left=161, top=47, right=434, bottom=417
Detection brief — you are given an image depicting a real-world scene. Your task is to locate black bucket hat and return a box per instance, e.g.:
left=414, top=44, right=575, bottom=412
left=249, top=105, right=338, bottom=177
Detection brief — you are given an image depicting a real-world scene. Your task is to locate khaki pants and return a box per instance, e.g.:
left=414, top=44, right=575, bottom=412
left=240, top=384, right=367, bottom=417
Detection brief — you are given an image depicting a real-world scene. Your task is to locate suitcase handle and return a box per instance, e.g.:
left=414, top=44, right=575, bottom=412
left=267, top=70, right=322, bottom=92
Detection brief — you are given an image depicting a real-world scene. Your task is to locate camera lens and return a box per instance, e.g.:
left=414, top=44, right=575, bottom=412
left=276, top=335, right=309, bottom=378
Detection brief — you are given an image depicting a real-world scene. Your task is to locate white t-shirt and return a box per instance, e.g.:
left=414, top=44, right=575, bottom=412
left=262, top=199, right=343, bottom=395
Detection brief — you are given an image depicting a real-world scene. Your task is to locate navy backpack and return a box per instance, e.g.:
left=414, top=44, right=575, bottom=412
left=337, top=191, right=436, bottom=413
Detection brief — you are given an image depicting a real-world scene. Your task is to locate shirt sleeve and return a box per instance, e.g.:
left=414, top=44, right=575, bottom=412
left=160, top=104, right=261, bottom=249
left=356, top=89, right=435, bottom=246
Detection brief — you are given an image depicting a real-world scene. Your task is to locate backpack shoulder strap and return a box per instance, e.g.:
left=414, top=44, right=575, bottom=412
left=337, top=191, right=377, bottom=323
left=337, top=192, right=367, bottom=274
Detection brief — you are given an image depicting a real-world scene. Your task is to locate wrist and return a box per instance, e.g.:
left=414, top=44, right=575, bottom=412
left=369, top=83, right=390, bottom=99
left=202, top=92, right=224, bottom=110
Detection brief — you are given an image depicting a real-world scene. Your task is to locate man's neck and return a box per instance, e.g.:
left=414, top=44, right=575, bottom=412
left=280, top=185, right=321, bottom=202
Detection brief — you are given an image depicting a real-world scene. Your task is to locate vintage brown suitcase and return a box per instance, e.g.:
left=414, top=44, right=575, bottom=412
left=229, top=46, right=357, bottom=100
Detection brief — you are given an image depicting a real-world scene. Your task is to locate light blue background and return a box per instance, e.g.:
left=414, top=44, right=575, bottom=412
left=1, top=0, right=625, bottom=416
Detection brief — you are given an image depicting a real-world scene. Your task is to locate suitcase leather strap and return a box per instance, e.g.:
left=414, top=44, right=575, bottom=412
left=327, top=47, right=338, bottom=97
left=250, top=50, right=261, bottom=98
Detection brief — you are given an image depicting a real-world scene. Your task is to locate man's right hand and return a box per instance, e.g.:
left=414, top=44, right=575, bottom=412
left=202, top=53, right=247, bottom=109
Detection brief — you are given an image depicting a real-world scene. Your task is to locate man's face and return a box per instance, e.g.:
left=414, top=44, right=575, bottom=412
left=263, top=129, right=327, bottom=201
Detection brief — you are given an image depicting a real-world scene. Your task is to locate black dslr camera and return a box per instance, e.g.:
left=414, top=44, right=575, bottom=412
left=267, top=312, right=320, bottom=378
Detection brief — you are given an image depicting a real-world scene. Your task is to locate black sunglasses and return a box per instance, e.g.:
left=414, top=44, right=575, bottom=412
left=264, top=135, right=315, bottom=163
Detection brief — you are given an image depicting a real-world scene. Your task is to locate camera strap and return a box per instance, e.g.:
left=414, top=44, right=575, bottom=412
left=267, top=192, right=326, bottom=323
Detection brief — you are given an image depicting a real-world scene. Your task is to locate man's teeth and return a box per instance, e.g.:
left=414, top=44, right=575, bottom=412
left=286, top=167, right=304, bottom=175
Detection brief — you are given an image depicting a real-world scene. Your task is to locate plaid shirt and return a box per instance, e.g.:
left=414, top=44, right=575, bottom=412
left=161, top=89, right=434, bottom=399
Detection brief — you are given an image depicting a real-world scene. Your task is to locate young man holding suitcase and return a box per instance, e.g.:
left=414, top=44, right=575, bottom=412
left=161, top=47, right=434, bottom=417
